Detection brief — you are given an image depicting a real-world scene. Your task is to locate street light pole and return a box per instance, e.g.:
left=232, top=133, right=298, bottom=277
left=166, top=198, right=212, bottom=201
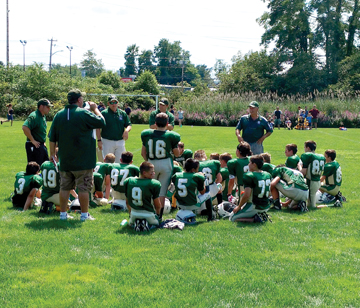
left=20, top=40, right=27, bottom=71
left=6, top=0, right=9, bottom=68
left=66, top=46, right=73, bottom=76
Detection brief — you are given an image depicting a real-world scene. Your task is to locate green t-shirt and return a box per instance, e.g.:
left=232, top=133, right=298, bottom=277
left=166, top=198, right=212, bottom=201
left=13, top=171, right=43, bottom=198
left=285, top=155, right=301, bottom=170
left=23, top=110, right=47, bottom=143
left=323, top=161, right=342, bottom=188
left=100, top=108, right=131, bottom=140
left=141, top=129, right=181, bottom=160
left=220, top=167, right=230, bottom=201
left=243, top=171, right=271, bottom=210
left=235, top=115, right=273, bottom=143
left=198, top=160, right=221, bottom=185
left=172, top=172, right=205, bottom=206
left=172, top=165, right=182, bottom=175
left=174, top=149, right=193, bottom=168
left=272, top=166, right=308, bottom=191
left=227, top=157, right=250, bottom=186
left=301, top=152, right=325, bottom=181
left=149, top=109, right=175, bottom=127
left=40, top=161, right=60, bottom=201
left=95, top=162, right=113, bottom=179
left=110, top=163, right=140, bottom=193
left=124, top=177, right=161, bottom=213
left=49, top=104, right=106, bottom=171
left=261, top=163, right=276, bottom=177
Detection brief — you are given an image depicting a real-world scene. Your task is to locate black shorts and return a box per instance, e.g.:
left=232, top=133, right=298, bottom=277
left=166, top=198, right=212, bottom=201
left=25, top=142, right=49, bottom=166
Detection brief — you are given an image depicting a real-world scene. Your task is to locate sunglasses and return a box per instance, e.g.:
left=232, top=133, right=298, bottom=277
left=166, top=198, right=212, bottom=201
left=109, top=101, right=118, bottom=105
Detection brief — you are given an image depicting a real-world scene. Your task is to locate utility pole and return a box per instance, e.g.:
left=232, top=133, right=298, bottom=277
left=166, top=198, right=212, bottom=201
left=6, top=0, right=9, bottom=68
left=179, top=53, right=188, bottom=92
left=66, top=46, right=73, bottom=76
left=48, top=38, right=57, bottom=71
left=20, top=40, right=27, bottom=71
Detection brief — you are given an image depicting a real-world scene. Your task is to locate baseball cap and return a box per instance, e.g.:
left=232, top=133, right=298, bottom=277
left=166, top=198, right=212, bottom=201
left=108, top=95, right=119, bottom=103
left=248, top=101, right=259, bottom=108
left=159, top=98, right=169, bottom=106
left=67, top=89, right=86, bottom=103
left=37, top=98, right=54, bottom=108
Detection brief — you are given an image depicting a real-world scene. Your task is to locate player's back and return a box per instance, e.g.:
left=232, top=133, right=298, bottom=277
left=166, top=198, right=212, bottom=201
left=301, top=152, right=325, bottom=181
left=244, top=171, right=271, bottom=210
left=40, top=161, right=60, bottom=200
left=110, top=163, right=140, bottom=193
left=198, top=160, right=220, bottom=185
left=172, top=171, right=205, bottom=206
left=227, top=157, right=250, bottom=186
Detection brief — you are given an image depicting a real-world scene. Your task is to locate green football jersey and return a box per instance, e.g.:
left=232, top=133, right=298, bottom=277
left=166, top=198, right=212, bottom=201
left=93, top=172, right=104, bottom=193
left=172, top=172, right=205, bottom=206
left=141, top=129, right=181, bottom=160
left=227, top=157, right=250, bottom=186
left=272, top=166, right=308, bottom=191
left=14, top=171, right=43, bottom=197
left=174, top=149, right=193, bottom=168
left=301, top=152, right=325, bottom=181
left=95, top=162, right=113, bottom=179
left=110, top=163, right=140, bottom=193
left=323, top=161, right=342, bottom=188
left=124, top=177, right=161, bottom=213
left=261, top=163, right=276, bottom=177
left=220, top=167, right=230, bottom=201
left=172, top=165, right=182, bottom=175
left=285, top=154, right=301, bottom=170
left=243, top=171, right=271, bottom=210
left=40, top=161, right=60, bottom=201
left=198, top=160, right=221, bottom=185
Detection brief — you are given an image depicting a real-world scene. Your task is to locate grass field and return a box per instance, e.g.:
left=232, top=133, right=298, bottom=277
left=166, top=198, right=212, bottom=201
left=1, top=122, right=360, bottom=307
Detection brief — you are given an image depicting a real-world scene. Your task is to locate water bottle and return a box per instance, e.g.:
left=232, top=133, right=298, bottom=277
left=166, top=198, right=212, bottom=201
left=120, top=219, right=128, bottom=226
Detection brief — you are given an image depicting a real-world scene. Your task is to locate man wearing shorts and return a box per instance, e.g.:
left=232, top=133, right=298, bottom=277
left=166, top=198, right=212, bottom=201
left=49, top=89, right=106, bottom=221
left=141, top=112, right=180, bottom=216
left=22, top=99, right=53, bottom=166
left=274, top=106, right=282, bottom=129
left=309, top=105, right=320, bottom=129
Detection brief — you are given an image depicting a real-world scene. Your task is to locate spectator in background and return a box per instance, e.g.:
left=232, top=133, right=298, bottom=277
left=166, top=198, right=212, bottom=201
left=149, top=98, right=175, bottom=130
left=304, top=106, right=309, bottom=118
left=274, top=106, right=282, bottom=129
left=124, top=103, right=131, bottom=116
left=22, top=99, right=53, bottom=166
left=1, top=103, right=14, bottom=126
left=309, top=105, right=320, bottom=129
left=98, top=102, right=105, bottom=112
left=178, top=107, right=184, bottom=127
left=285, top=117, right=293, bottom=130
left=170, top=105, right=175, bottom=115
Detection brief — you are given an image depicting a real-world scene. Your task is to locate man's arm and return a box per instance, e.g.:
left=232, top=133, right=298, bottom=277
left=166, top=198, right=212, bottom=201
left=235, top=129, right=243, bottom=143
left=122, top=125, right=132, bottom=141
left=257, top=132, right=272, bottom=145
left=126, top=199, right=132, bottom=213
left=215, top=172, right=222, bottom=184
left=22, top=126, right=40, bottom=148
left=50, top=141, right=57, bottom=167
left=233, top=187, right=251, bottom=213
left=96, top=128, right=103, bottom=150
left=228, top=178, right=235, bottom=195
left=23, top=188, right=38, bottom=211
left=104, top=175, right=111, bottom=199
left=153, top=197, right=161, bottom=216
left=141, top=145, right=148, bottom=161
left=172, top=147, right=180, bottom=157
left=167, top=124, right=174, bottom=131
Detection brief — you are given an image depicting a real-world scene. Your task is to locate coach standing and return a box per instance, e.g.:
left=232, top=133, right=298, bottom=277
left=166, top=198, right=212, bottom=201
left=235, top=101, right=273, bottom=155
left=49, top=89, right=106, bottom=221
left=22, top=98, right=53, bottom=166
left=96, top=95, right=132, bottom=163
left=149, top=98, right=175, bottom=130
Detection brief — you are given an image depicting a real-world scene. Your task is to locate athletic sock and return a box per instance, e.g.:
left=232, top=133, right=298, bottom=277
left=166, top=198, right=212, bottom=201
left=81, top=212, right=88, bottom=219
left=205, top=199, right=214, bottom=221
left=60, top=212, right=67, bottom=218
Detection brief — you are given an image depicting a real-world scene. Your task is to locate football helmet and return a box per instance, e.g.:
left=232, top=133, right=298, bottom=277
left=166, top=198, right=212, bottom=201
left=163, top=198, right=172, bottom=214
left=112, top=199, right=127, bottom=211
left=217, top=202, right=236, bottom=218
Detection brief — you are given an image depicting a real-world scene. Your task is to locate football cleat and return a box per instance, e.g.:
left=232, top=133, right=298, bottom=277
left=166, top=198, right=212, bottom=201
left=253, top=213, right=264, bottom=223
left=333, top=200, right=343, bottom=208
left=298, top=201, right=309, bottom=212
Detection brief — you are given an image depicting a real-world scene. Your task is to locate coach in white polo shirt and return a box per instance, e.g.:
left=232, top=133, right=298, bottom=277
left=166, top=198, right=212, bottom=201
left=96, top=95, right=132, bottom=163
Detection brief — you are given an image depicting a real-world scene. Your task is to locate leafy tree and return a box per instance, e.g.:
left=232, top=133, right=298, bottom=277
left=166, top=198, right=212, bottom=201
left=138, top=50, right=155, bottom=73
left=134, top=70, right=159, bottom=94
left=214, top=59, right=229, bottom=80
left=124, top=44, right=139, bottom=76
left=196, top=65, right=214, bottom=87
left=346, top=0, right=360, bottom=56
left=99, top=71, right=121, bottom=89
left=80, top=50, right=104, bottom=78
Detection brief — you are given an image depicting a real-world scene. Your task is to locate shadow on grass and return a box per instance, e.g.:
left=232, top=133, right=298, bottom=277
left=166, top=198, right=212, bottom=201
left=25, top=218, right=83, bottom=230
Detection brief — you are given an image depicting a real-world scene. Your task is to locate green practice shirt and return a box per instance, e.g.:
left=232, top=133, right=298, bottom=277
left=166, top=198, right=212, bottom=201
left=323, top=161, right=342, bottom=189
left=227, top=157, right=250, bottom=187
left=124, top=177, right=161, bottom=213
left=149, top=110, right=175, bottom=127
left=40, top=161, right=60, bottom=201
left=272, top=166, right=308, bottom=191
left=14, top=171, right=43, bottom=198
left=301, top=152, right=325, bottom=181
left=243, top=171, right=271, bottom=210
left=235, top=115, right=273, bottom=143
left=49, top=104, right=106, bottom=172
left=95, top=162, right=113, bottom=179
left=261, top=163, right=276, bottom=177
left=100, top=108, right=131, bottom=140
left=141, top=129, right=181, bottom=160
left=174, top=149, right=193, bottom=168
left=23, top=110, right=47, bottom=143
left=172, top=171, right=205, bottom=206
left=198, top=160, right=221, bottom=185
left=285, top=155, right=301, bottom=170
left=110, top=163, right=140, bottom=193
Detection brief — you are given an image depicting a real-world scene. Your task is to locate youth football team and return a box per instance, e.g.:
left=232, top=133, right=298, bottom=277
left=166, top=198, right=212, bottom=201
left=11, top=112, right=344, bottom=228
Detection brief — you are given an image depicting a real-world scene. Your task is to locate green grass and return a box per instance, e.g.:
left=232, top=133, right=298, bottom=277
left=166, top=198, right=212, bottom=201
left=1, top=121, right=360, bottom=307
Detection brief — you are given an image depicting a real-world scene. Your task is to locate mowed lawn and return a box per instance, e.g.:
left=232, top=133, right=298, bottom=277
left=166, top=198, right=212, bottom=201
left=1, top=121, right=360, bottom=307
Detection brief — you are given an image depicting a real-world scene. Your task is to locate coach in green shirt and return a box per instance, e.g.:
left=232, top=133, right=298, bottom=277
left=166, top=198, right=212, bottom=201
left=149, top=98, right=175, bottom=130
left=235, top=101, right=273, bottom=155
left=96, top=95, right=132, bottom=164
left=22, top=98, right=53, bottom=166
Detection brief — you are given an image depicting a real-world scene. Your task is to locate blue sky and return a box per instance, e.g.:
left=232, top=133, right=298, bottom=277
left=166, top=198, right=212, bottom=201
left=1, top=0, right=268, bottom=72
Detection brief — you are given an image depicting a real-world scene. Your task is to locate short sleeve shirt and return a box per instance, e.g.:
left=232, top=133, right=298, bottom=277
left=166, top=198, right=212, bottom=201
left=110, top=163, right=140, bottom=193
left=227, top=157, right=250, bottom=186
left=149, top=109, right=175, bottom=127
left=198, top=160, right=221, bottom=185
left=40, top=161, right=60, bottom=201
left=285, top=155, right=301, bottom=170
left=235, top=115, right=273, bottom=143
left=243, top=171, right=271, bottom=210
left=23, top=110, right=47, bottom=143
left=323, top=161, right=342, bottom=188
left=100, top=108, right=131, bottom=141
left=14, top=171, right=43, bottom=197
left=301, top=152, right=325, bottom=181
left=174, top=149, right=193, bottom=168
left=272, top=166, right=308, bottom=191
left=309, top=108, right=319, bottom=119
left=172, top=172, right=205, bottom=206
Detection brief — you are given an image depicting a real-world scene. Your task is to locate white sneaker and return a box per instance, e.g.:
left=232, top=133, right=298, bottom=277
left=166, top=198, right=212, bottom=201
left=60, top=213, right=74, bottom=220
left=80, top=214, right=95, bottom=221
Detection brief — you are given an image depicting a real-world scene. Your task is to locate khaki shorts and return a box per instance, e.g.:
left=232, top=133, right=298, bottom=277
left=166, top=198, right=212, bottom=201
left=60, top=169, right=93, bottom=193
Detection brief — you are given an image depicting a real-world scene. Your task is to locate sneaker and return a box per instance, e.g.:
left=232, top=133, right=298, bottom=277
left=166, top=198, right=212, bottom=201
left=142, top=219, right=150, bottom=231
left=259, top=212, right=268, bottom=222
left=134, top=219, right=142, bottom=232
left=80, top=214, right=95, bottom=221
left=337, top=191, right=346, bottom=202
left=60, top=213, right=74, bottom=220
left=298, top=201, right=309, bottom=213
left=333, top=200, right=343, bottom=208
